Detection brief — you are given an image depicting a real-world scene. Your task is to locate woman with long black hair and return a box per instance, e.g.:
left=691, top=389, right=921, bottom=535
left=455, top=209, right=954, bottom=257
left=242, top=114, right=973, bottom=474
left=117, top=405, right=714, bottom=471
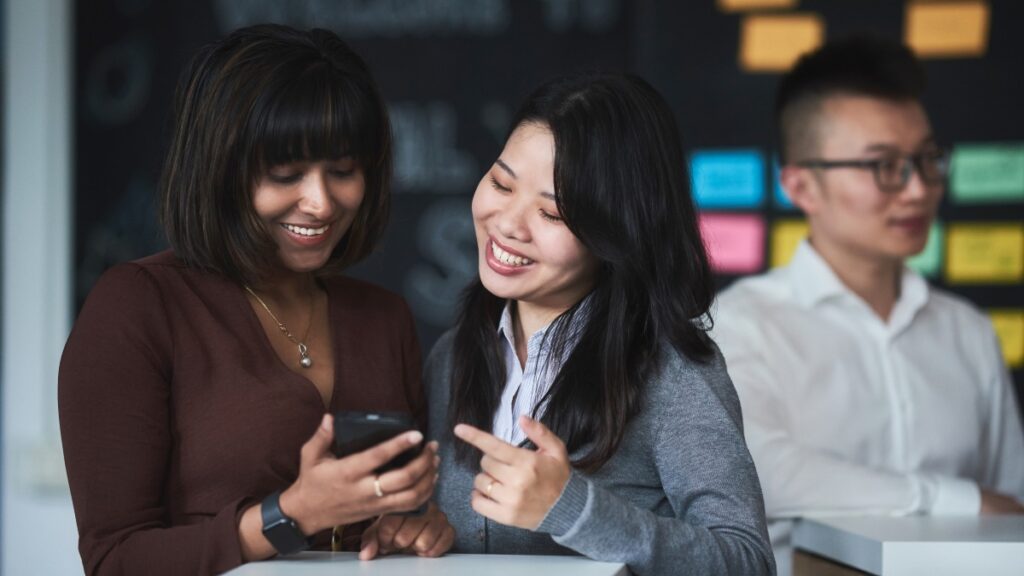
left=406, top=72, right=775, bottom=575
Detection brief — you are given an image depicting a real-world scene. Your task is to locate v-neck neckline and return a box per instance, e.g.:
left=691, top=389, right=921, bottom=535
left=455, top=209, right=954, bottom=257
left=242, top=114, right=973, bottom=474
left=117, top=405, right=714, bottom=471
left=239, top=281, right=339, bottom=411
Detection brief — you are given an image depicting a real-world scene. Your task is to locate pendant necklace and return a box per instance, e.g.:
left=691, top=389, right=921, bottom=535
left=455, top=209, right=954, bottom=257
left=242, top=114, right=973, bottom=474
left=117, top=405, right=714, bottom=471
left=245, top=285, right=315, bottom=369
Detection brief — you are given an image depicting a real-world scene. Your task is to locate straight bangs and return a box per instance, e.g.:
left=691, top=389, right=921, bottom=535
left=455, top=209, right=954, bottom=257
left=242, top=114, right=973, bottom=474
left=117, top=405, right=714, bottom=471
left=248, top=61, right=382, bottom=177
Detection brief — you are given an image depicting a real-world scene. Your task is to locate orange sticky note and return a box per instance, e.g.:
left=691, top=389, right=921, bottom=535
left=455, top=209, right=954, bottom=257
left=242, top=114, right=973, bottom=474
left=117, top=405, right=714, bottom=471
left=946, top=223, right=1024, bottom=283
left=905, top=0, right=990, bottom=58
left=770, top=219, right=809, bottom=268
left=718, top=0, right=796, bottom=12
left=740, top=13, right=825, bottom=72
left=988, top=310, right=1024, bottom=368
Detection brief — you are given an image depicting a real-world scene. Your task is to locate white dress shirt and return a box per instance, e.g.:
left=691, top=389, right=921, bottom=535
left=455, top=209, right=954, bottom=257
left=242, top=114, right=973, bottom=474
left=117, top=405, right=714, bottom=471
left=711, top=240, right=1024, bottom=574
left=492, top=300, right=586, bottom=445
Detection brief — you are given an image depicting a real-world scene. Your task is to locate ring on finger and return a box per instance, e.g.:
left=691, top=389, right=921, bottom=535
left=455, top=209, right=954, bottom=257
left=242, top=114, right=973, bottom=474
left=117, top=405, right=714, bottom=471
left=374, top=475, right=385, bottom=498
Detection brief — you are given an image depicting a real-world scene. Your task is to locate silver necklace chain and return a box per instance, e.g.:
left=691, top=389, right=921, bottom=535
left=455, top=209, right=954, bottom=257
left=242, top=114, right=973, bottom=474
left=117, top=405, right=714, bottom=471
left=245, top=285, right=315, bottom=369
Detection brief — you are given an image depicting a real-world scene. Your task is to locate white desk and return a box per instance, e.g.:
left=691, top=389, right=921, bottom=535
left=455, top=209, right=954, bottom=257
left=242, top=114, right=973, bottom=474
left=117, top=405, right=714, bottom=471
left=226, top=552, right=629, bottom=575
left=793, top=516, right=1024, bottom=576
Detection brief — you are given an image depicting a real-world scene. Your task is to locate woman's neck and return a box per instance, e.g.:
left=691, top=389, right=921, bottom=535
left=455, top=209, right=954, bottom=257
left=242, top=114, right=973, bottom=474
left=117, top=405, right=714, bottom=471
left=249, top=270, right=319, bottom=305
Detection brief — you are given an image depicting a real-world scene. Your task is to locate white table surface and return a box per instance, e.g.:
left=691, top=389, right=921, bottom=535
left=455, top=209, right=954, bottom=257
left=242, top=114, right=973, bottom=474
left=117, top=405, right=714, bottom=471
left=226, top=552, right=629, bottom=575
left=793, top=515, right=1024, bottom=576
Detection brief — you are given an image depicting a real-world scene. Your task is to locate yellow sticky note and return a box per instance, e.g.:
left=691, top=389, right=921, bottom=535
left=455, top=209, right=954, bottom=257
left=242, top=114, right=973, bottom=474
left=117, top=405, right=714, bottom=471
left=718, top=0, right=796, bottom=12
left=771, top=219, right=808, bottom=268
left=988, top=310, right=1024, bottom=368
left=740, top=14, right=825, bottom=73
left=946, top=223, right=1024, bottom=283
left=905, top=0, right=990, bottom=58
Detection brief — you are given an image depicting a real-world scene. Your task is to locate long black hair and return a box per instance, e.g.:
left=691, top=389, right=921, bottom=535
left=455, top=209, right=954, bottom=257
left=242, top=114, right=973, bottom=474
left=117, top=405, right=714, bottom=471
left=449, top=72, right=715, bottom=472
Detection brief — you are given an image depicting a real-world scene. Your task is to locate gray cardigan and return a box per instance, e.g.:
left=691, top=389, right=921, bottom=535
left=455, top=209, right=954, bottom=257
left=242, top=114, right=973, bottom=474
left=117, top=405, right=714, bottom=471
left=425, top=331, right=776, bottom=576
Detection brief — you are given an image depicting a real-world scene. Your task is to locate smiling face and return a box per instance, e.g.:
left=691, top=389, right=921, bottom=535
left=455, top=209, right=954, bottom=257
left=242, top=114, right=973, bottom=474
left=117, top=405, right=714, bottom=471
left=251, top=156, right=366, bottom=274
left=782, top=95, right=944, bottom=266
left=472, top=122, right=598, bottom=317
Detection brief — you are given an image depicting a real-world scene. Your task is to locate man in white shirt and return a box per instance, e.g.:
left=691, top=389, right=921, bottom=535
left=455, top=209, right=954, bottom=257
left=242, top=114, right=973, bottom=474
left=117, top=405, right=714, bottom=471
left=711, top=36, right=1024, bottom=574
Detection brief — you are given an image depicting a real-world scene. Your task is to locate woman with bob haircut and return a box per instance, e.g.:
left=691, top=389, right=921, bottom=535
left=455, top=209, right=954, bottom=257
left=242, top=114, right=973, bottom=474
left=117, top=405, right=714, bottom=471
left=59, top=25, right=452, bottom=576
left=413, top=73, right=775, bottom=575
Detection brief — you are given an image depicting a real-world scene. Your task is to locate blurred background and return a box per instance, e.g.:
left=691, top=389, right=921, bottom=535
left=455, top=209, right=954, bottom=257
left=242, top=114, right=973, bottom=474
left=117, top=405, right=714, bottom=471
left=3, top=0, right=1022, bottom=573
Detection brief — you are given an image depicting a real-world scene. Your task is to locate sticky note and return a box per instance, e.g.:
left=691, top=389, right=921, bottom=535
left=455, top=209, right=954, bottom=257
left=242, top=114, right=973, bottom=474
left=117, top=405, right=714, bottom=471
left=690, top=150, right=766, bottom=209
left=950, top=144, right=1024, bottom=203
left=700, top=213, right=766, bottom=274
left=740, top=13, right=824, bottom=72
left=988, top=310, right=1024, bottom=368
left=905, top=0, right=990, bottom=58
left=717, top=0, right=796, bottom=12
left=770, top=219, right=808, bottom=268
left=946, top=223, right=1024, bottom=283
left=906, top=221, right=944, bottom=278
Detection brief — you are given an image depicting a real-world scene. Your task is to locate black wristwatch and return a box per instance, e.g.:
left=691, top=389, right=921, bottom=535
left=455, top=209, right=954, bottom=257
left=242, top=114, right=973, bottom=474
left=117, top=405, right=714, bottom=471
left=261, top=490, right=313, bottom=555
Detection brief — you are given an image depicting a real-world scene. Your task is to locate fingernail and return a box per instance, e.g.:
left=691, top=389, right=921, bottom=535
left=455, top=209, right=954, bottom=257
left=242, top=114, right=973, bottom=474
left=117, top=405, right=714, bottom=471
left=454, top=424, right=466, bottom=436
left=321, top=414, right=331, bottom=430
left=408, top=431, right=423, bottom=444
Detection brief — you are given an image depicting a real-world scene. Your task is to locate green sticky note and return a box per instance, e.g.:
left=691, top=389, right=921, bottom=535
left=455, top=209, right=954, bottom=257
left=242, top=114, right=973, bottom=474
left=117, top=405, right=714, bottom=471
left=950, top=144, right=1024, bottom=203
left=907, top=221, right=943, bottom=278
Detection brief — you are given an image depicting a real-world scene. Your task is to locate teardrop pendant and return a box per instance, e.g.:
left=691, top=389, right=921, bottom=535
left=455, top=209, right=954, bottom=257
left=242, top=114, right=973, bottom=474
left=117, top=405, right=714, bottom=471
left=298, top=343, right=313, bottom=368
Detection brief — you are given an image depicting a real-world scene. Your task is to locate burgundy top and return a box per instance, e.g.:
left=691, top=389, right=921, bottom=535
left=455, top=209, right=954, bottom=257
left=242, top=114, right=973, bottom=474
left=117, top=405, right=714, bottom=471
left=58, top=251, right=425, bottom=575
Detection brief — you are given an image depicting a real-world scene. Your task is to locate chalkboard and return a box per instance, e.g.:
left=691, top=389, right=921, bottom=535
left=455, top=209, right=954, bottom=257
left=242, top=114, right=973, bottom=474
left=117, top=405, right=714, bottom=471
left=76, top=0, right=1023, bottom=402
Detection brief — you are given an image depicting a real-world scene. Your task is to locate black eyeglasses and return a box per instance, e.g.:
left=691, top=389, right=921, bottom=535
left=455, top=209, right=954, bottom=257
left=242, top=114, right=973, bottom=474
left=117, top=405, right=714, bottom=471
left=795, top=148, right=951, bottom=194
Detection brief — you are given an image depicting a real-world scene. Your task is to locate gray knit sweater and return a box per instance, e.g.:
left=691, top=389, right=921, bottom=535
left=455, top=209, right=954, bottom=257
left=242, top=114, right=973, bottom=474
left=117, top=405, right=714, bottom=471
left=425, top=331, right=776, bottom=576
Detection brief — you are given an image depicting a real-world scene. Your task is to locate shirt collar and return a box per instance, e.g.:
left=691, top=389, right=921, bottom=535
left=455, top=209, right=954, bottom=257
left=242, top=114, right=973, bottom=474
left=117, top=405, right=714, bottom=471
left=787, top=239, right=930, bottom=330
left=495, top=295, right=593, bottom=352
left=788, top=240, right=850, bottom=309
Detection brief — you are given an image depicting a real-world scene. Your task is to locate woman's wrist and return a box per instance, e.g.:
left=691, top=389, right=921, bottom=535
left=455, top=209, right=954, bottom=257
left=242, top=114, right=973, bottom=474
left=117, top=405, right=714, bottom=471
left=279, top=483, right=319, bottom=536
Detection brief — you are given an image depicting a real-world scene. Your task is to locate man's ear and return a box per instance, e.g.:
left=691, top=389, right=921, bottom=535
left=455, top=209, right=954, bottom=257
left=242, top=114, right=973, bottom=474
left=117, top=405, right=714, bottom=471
left=780, top=165, right=821, bottom=216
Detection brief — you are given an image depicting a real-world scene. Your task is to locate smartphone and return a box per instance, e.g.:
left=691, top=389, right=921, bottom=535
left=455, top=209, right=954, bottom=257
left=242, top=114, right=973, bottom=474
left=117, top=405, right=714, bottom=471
left=332, top=411, right=423, bottom=474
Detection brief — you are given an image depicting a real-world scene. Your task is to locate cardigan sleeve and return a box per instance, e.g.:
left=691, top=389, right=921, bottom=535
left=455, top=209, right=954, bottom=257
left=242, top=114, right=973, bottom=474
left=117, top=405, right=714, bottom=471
left=536, top=346, right=776, bottom=576
left=58, top=264, right=252, bottom=576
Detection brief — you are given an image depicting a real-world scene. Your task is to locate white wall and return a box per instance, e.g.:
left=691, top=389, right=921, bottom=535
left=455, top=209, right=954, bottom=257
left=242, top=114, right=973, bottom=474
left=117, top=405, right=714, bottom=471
left=2, top=0, right=82, bottom=574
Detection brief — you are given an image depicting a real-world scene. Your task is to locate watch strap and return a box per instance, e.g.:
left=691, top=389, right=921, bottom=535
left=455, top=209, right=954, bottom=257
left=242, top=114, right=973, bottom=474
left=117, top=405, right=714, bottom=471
left=260, top=490, right=312, bottom=555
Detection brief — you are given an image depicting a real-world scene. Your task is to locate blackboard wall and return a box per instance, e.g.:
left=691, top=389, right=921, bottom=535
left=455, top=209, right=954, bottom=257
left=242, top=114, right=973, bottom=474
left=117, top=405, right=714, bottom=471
left=75, top=1, right=1023, bottom=401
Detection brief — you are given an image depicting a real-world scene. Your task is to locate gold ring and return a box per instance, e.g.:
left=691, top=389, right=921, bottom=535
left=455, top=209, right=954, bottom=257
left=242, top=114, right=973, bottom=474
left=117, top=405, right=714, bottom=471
left=486, top=480, right=495, bottom=496
left=373, top=476, right=385, bottom=498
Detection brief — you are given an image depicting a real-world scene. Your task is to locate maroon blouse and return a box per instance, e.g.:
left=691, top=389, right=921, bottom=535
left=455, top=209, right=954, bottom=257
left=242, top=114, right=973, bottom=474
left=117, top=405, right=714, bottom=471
left=58, top=251, right=425, bottom=575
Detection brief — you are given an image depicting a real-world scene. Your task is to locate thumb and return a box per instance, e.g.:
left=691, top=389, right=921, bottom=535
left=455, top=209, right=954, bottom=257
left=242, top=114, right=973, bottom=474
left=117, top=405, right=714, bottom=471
left=520, top=416, right=568, bottom=460
left=360, top=522, right=380, bottom=560
left=300, top=414, right=335, bottom=470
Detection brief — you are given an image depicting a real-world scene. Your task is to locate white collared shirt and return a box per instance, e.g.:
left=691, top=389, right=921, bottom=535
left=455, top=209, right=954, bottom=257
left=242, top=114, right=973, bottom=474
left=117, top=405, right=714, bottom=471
left=492, top=301, right=585, bottom=446
left=711, top=240, right=1024, bottom=572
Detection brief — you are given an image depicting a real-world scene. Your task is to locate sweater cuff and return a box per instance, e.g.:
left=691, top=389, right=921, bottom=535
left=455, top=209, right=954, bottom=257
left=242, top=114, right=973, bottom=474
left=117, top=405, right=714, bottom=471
left=535, top=471, right=589, bottom=537
left=927, top=475, right=981, bottom=516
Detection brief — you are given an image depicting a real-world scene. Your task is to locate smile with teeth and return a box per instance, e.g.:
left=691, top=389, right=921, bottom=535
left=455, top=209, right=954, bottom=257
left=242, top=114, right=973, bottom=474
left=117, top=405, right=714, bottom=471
left=282, top=223, right=330, bottom=237
left=491, top=241, right=533, bottom=266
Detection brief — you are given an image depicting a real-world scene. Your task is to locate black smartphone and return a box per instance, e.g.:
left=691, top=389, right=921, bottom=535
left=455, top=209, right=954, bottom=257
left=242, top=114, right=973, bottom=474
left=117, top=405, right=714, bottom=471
left=332, top=411, right=423, bottom=474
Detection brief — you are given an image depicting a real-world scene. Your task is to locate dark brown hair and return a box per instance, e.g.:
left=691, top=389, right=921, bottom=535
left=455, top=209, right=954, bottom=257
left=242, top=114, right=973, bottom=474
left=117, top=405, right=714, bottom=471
left=776, top=35, right=926, bottom=164
left=159, top=24, right=392, bottom=284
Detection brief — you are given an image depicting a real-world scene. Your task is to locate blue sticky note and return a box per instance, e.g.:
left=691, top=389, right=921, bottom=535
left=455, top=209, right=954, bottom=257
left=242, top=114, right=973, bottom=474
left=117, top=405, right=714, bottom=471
left=690, top=150, right=765, bottom=208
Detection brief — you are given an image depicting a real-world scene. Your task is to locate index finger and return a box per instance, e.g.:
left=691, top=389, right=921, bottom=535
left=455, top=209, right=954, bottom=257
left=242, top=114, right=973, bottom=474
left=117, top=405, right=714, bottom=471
left=344, top=430, right=424, bottom=477
left=453, top=423, right=522, bottom=465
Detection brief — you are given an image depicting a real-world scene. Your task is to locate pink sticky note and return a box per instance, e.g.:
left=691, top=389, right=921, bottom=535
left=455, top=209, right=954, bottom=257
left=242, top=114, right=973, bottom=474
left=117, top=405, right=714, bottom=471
left=699, top=213, right=766, bottom=274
